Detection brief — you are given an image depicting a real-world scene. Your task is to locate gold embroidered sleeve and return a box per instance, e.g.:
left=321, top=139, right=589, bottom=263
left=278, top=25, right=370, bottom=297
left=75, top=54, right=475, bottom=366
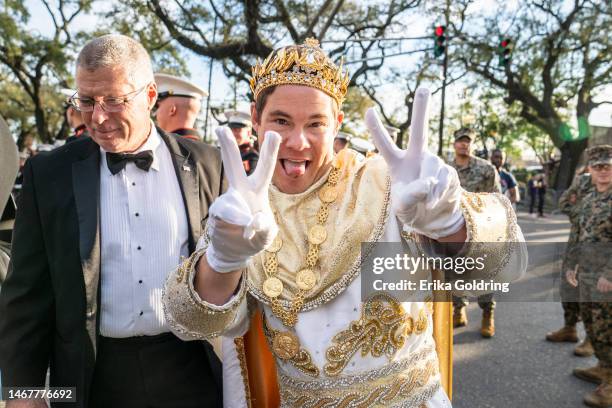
left=453, top=191, right=527, bottom=291
left=162, top=248, right=249, bottom=340
left=416, top=191, right=527, bottom=295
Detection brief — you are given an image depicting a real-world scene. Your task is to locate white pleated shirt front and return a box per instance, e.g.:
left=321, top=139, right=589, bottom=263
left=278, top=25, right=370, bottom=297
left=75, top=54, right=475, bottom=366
left=99, top=126, right=189, bottom=338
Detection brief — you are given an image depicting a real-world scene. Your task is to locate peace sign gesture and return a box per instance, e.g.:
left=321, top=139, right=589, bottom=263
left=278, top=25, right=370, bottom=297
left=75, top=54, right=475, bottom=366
left=364, top=87, right=465, bottom=239
left=203, top=128, right=281, bottom=273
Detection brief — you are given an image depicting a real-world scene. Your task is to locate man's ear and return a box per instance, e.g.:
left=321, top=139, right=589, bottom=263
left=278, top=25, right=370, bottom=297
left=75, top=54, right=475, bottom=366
left=336, top=110, right=344, bottom=133
left=250, top=102, right=260, bottom=134
left=147, top=82, right=158, bottom=111
left=169, top=105, right=177, bottom=116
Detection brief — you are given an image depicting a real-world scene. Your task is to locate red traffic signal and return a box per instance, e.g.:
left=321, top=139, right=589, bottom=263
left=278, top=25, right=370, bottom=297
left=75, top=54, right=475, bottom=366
left=434, top=25, right=446, bottom=58
left=498, top=38, right=512, bottom=66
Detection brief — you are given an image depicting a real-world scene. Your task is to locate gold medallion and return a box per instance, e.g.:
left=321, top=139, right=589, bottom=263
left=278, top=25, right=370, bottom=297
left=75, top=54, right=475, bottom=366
left=272, top=331, right=300, bottom=360
left=308, top=225, right=327, bottom=245
left=266, top=235, right=283, bottom=253
left=296, top=268, right=317, bottom=290
left=263, top=277, right=284, bottom=298
left=319, top=185, right=338, bottom=203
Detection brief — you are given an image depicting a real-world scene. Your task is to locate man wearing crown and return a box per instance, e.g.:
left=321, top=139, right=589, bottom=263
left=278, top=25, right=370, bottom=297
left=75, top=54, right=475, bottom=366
left=163, top=39, right=527, bottom=407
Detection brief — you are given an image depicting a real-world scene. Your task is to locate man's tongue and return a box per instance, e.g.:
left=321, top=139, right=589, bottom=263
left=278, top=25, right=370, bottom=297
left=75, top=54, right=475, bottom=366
left=284, top=160, right=307, bottom=177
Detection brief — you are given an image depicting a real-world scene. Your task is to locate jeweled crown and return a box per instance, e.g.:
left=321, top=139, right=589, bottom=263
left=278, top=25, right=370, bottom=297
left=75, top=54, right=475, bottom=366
left=250, top=38, right=350, bottom=106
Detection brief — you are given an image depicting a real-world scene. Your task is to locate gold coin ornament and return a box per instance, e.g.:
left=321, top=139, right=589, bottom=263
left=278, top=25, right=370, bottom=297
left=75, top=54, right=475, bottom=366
left=296, top=268, right=318, bottom=291
left=308, top=225, right=328, bottom=245
left=263, top=277, right=284, bottom=298
left=266, top=235, right=283, bottom=253
left=261, top=165, right=341, bottom=328
left=319, top=185, right=338, bottom=203
left=272, top=331, right=300, bottom=360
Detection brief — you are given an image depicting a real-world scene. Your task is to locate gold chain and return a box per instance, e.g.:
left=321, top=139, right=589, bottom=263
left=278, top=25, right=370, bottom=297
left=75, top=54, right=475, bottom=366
left=263, top=164, right=341, bottom=328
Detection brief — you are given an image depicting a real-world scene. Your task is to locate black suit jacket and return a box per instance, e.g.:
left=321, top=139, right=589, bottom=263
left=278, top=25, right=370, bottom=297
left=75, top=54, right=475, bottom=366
left=0, top=129, right=224, bottom=407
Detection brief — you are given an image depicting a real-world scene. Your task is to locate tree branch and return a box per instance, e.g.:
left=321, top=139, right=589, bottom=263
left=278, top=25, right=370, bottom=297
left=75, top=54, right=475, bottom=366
left=272, top=0, right=299, bottom=41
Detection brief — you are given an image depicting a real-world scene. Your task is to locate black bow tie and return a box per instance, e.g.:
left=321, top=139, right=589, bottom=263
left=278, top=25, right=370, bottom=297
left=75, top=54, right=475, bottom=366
left=106, top=150, right=154, bottom=175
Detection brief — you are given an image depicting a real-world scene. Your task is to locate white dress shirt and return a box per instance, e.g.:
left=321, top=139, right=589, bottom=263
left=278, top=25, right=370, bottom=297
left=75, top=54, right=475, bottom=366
left=100, top=126, right=189, bottom=337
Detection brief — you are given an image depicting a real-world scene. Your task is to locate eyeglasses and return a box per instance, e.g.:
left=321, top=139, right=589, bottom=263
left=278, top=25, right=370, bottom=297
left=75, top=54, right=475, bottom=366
left=69, top=85, right=148, bottom=113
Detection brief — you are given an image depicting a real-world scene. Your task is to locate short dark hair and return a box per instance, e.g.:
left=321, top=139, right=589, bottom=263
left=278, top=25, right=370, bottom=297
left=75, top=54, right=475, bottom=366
left=254, top=86, right=277, bottom=119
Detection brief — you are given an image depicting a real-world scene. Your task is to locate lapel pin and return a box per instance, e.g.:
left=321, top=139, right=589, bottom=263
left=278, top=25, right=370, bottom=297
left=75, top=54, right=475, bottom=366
left=182, top=164, right=191, bottom=172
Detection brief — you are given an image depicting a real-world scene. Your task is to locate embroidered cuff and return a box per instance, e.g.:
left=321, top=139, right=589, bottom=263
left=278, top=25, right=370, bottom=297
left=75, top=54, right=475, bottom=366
left=162, top=248, right=248, bottom=340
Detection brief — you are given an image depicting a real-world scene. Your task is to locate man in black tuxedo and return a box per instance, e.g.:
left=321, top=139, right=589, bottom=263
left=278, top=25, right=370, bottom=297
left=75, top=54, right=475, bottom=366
left=0, top=34, right=224, bottom=408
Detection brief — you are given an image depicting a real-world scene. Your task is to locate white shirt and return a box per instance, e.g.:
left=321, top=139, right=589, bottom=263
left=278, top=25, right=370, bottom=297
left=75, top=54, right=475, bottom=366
left=99, top=126, right=189, bottom=337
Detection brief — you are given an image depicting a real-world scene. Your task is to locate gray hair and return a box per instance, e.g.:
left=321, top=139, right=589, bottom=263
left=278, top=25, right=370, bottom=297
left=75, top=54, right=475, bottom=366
left=76, top=34, right=154, bottom=86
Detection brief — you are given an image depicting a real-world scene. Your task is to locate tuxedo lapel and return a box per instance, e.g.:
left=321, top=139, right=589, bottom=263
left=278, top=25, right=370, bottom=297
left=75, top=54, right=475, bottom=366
left=72, top=141, right=101, bottom=349
left=159, top=129, right=201, bottom=251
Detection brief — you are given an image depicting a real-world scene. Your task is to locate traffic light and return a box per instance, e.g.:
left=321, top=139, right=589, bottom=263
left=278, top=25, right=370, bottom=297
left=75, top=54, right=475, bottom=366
left=498, top=38, right=512, bottom=66
left=434, top=25, right=446, bottom=58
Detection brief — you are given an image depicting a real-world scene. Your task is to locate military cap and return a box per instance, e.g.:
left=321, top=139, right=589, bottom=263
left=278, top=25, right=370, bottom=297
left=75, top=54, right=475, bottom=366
left=587, top=144, right=612, bottom=166
left=224, top=110, right=252, bottom=129
left=454, top=127, right=476, bottom=142
left=155, top=73, right=208, bottom=101
left=60, top=88, right=76, bottom=101
left=335, top=131, right=351, bottom=141
left=350, top=137, right=375, bottom=154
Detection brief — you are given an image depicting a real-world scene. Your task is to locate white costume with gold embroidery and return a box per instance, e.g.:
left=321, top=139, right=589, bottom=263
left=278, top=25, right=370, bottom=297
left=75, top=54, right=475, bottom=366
left=163, top=152, right=527, bottom=407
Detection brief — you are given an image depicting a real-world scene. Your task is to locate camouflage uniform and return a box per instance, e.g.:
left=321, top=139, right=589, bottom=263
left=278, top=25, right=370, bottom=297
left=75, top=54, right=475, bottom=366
left=450, top=155, right=502, bottom=312
left=558, top=173, right=593, bottom=325
left=567, top=187, right=612, bottom=369
left=566, top=145, right=612, bottom=373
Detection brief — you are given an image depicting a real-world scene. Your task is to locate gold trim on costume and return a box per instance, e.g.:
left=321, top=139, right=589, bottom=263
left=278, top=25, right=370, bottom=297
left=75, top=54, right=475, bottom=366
left=233, top=337, right=252, bottom=407
left=457, top=191, right=521, bottom=282
left=280, top=358, right=440, bottom=408
left=263, top=314, right=320, bottom=377
left=247, top=150, right=391, bottom=314
left=163, top=244, right=248, bottom=340
left=324, top=293, right=431, bottom=377
left=264, top=164, right=342, bottom=328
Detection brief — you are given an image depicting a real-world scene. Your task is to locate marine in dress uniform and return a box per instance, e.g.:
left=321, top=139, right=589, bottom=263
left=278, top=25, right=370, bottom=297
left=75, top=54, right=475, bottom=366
left=333, top=131, right=350, bottom=154
left=61, top=88, right=90, bottom=144
left=349, top=136, right=375, bottom=161
left=154, top=73, right=207, bottom=141
left=448, top=127, right=502, bottom=337
left=225, top=110, right=259, bottom=175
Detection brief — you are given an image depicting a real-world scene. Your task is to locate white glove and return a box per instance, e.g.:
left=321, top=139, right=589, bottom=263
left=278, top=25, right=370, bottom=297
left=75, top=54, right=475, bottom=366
left=364, top=87, right=464, bottom=240
left=204, top=127, right=281, bottom=272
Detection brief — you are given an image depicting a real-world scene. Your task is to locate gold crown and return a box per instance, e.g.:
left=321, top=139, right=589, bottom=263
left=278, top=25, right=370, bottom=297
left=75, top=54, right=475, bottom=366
left=250, top=38, right=350, bottom=106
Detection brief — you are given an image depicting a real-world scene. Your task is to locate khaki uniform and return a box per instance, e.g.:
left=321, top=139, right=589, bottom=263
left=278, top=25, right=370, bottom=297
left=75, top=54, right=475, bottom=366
left=558, top=174, right=593, bottom=325
left=449, top=155, right=502, bottom=312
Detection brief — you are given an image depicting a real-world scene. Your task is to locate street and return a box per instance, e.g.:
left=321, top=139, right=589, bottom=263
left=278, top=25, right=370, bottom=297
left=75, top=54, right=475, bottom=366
left=453, top=211, right=596, bottom=408
left=0, top=212, right=595, bottom=408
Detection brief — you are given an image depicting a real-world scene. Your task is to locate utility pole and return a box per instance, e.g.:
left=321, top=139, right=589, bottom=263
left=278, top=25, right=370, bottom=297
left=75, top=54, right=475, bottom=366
left=437, top=2, right=450, bottom=158
left=203, top=15, right=218, bottom=143
left=233, top=76, right=237, bottom=110
left=438, top=43, right=448, bottom=157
